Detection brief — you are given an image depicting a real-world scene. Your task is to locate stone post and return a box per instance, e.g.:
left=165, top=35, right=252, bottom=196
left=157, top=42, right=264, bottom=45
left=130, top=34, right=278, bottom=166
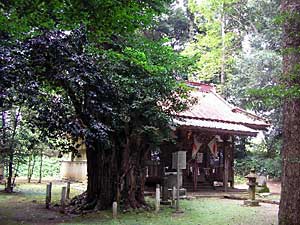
left=176, top=162, right=180, bottom=212
left=66, top=182, right=70, bottom=199
left=45, top=182, right=52, bottom=209
left=161, top=176, right=168, bottom=202
left=172, top=186, right=176, bottom=207
left=112, top=201, right=118, bottom=219
left=60, top=187, right=67, bottom=212
left=155, top=184, right=160, bottom=212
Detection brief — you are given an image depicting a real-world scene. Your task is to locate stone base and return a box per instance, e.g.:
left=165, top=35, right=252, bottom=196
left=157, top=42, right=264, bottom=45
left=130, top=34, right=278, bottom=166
left=161, top=200, right=172, bottom=205
left=168, top=188, right=186, bottom=198
left=174, top=210, right=184, bottom=214
left=244, top=200, right=260, bottom=206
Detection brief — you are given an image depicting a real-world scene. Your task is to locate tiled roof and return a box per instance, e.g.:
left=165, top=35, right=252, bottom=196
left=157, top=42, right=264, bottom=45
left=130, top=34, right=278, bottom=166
left=175, top=82, right=270, bottom=136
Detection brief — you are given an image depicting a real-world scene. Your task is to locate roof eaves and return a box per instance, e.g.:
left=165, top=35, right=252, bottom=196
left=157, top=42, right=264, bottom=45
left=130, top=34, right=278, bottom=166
left=176, top=115, right=269, bottom=129
left=173, top=117, right=259, bottom=137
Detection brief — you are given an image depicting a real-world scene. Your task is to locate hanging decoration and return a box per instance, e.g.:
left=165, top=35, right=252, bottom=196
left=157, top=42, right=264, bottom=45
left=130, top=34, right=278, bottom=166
left=208, top=136, right=218, bottom=157
left=192, top=134, right=202, bottom=159
left=196, top=152, right=203, bottom=163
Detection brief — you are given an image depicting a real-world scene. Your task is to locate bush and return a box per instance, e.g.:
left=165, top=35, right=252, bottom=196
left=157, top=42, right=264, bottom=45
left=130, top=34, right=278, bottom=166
left=234, top=174, right=247, bottom=184
left=235, top=155, right=281, bottom=179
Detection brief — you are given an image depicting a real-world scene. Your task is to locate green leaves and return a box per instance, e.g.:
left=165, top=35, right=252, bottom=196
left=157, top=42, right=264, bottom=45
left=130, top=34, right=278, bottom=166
left=184, top=0, right=239, bottom=84
left=0, top=0, right=173, bottom=42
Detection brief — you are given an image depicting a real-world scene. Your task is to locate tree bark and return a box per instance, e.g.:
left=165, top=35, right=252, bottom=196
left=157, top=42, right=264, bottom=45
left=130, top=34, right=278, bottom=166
left=12, top=160, right=20, bottom=187
left=83, top=128, right=150, bottom=210
left=86, top=144, right=118, bottom=210
left=220, top=2, right=226, bottom=85
left=38, top=150, right=43, bottom=183
left=27, top=153, right=36, bottom=183
left=5, top=107, right=21, bottom=192
left=136, top=146, right=149, bottom=205
left=279, top=1, right=300, bottom=224
left=6, top=154, right=13, bottom=192
left=120, top=133, right=149, bottom=209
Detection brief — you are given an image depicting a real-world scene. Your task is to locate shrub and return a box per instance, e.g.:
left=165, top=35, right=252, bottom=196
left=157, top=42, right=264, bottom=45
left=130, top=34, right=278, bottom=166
left=235, top=155, right=281, bottom=179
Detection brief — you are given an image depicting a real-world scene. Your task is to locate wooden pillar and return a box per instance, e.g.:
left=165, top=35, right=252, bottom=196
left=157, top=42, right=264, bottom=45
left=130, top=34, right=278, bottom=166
left=230, top=138, right=234, bottom=188
left=223, top=137, right=229, bottom=192
left=224, top=156, right=229, bottom=192
left=193, top=160, right=197, bottom=192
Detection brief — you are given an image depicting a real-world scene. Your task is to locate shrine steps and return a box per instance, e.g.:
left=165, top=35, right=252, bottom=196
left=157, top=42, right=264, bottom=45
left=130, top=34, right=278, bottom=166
left=183, top=181, right=214, bottom=192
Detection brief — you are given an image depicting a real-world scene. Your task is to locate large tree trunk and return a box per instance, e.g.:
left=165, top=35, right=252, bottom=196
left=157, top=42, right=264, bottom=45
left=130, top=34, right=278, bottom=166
left=121, top=134, right=149, bottom=209
left=85, top=143, right=118, bottom=210
left=135, top=147, right=148, bottom=205
left=83, top=130, right=149, bottom=211
left=279, top=1, right=300, bottom=224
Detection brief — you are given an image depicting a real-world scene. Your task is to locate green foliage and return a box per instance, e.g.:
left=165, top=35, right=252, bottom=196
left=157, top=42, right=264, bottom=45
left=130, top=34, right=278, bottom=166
left=234, top=174, right=247, bottom=184
left=184, top=0, right=243, bottom=83
left=0, top=0, right=194, bottom=207
left=0, top=104, right=63, bottom=184
left=219, top=0, right=283, bottom=160
left=226, top=50, right=282, bottom=109
left=225, top=50, right=283, bottom=157
left=146, top=6, right=192, bottom=50
left=16, top=155, right=61, bottom=178
left=0, top=0, right=172, bottom=41
left=235, top=154, right=281, bottom=178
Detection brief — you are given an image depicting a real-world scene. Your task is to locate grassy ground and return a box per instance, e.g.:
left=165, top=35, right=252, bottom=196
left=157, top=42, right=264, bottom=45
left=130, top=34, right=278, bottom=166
left=0, top=182, right=278, bottom=225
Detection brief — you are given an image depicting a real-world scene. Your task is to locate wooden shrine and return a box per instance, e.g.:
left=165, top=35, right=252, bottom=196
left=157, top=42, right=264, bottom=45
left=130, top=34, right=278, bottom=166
left=145, top=81, right=269, bottom=192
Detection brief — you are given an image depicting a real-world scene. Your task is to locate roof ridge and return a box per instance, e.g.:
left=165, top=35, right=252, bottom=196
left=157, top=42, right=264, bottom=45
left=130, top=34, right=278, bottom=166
left=232, top=107, right=269, bottom=123
left=186, top=81, right=215, bottom=92
left=210, top=91, right=235, bottom=109
left=176, top=115, right=268, bottom=128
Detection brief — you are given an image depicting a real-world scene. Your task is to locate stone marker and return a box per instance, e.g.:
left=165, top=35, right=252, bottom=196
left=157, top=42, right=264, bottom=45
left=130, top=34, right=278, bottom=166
left=112, top=201, right=118, bottom=219
left=172, top=186, right=176, bottom=207
left=155, top=184, right=160, bottom=212
left=60, top=186, right=67, bottom=212
left=66, top=182, right=70, bottom=199
left=46, top=182, right=52, bottom=209
left=162, top=177, right=169, bottom=201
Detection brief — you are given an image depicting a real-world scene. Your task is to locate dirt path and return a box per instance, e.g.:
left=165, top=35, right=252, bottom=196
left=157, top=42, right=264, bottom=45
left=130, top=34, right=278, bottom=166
left=268, top=181, right=281, bottom=194
left=235, top=180, right=281, bottom=194
left=0, top=181, right=83, bottom=225
left=0, top=191, right=73, bottom=225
